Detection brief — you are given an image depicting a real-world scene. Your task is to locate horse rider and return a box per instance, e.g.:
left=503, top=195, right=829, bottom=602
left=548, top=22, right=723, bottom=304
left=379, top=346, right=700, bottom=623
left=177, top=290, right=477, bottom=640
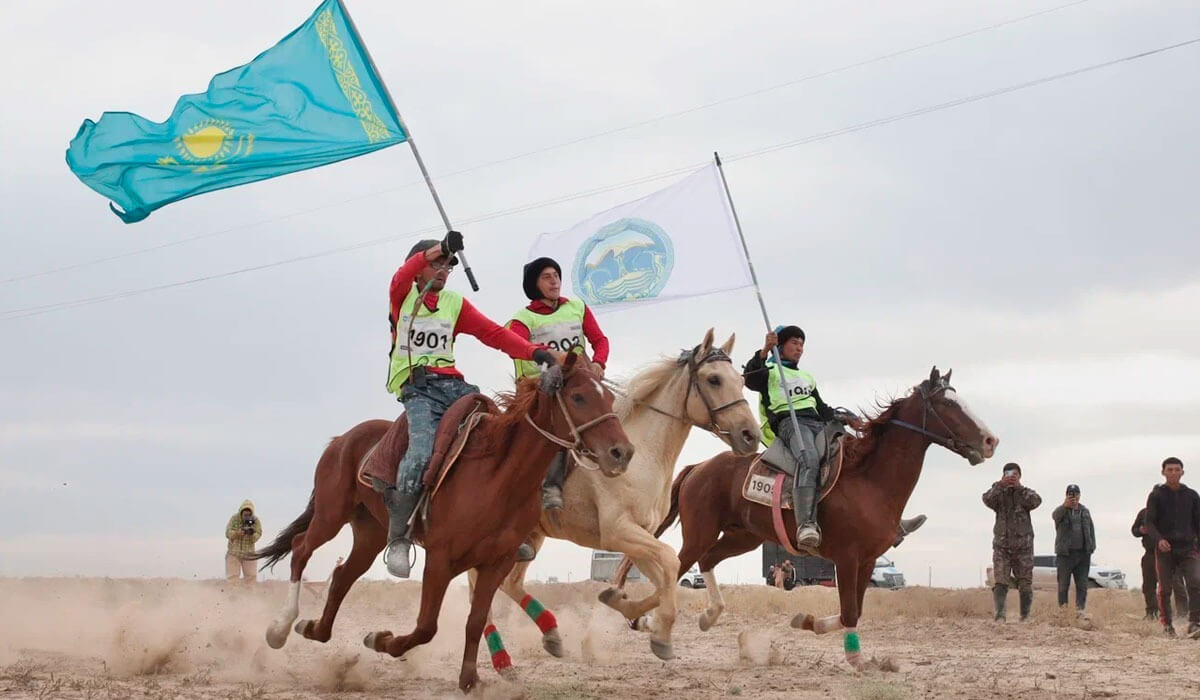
left=507, top=256, right=611, bottom=512
left=384, top=232, right=559, bottom=578
left=743, top=325, right=864, bottom=549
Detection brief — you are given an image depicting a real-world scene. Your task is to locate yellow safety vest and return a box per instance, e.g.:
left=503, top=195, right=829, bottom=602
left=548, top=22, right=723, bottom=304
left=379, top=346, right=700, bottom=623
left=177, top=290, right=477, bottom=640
left=387, top=286, right=463, bottom=394
left=509, top=298, right=588, bottom=378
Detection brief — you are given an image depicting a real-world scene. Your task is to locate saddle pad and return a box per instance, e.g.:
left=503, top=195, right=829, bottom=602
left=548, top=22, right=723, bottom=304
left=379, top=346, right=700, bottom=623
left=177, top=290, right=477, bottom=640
left=741, top=438, right=844, bottom=509
left=357, top=394, right=498, bottom=491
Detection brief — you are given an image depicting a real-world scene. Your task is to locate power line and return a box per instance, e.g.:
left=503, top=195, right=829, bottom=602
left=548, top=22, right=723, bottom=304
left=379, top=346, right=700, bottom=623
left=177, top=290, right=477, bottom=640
left=3, top=34, right=1195, bottom=322
left=0, top=0, right=1094, bottom=286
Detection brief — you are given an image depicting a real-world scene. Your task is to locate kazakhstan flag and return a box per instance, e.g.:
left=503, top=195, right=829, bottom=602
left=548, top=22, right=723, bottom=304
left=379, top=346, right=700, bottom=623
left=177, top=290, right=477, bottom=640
left=66, top=0, right=406, bottom=223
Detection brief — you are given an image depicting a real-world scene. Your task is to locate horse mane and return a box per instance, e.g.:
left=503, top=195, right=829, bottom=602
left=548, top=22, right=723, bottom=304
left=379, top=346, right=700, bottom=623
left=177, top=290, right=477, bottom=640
left=484, top=377, right=543, bottom=450
left=841, top=382, right=925, bottom=470
left=615, top=354, right=688, bottom=421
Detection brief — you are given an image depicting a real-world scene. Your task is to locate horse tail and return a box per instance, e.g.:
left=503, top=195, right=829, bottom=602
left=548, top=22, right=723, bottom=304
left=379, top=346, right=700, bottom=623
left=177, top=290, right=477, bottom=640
left=654, top=462, right=699, bottom=538
left=252, top=490, right=315, bottom=570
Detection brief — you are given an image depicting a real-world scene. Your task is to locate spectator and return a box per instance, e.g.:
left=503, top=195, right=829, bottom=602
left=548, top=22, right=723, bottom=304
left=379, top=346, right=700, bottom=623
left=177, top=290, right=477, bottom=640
left=1144, top=457, right=1200, bottom=638
left=225, top=499, right=262, bottom=583
left=1133, top=506, right=1190, bottom=620
left=1052, top=484, right=1095, bottom=616
left=983, top=462, right=1042, bottom=622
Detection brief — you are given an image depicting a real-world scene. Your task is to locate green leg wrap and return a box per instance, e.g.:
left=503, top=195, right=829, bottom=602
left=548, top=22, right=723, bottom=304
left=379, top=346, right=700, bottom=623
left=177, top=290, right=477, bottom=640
left=843, top=630, right=861, bottom=654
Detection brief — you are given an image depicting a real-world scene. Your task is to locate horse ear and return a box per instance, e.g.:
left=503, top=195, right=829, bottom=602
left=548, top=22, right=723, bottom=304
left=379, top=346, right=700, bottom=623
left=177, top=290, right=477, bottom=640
left=720, top=333, right=735, bottom=354
left=943, top=368, right=952, bottom=384
left=564, top=352, right=580, bottom=370
left=929, top=366, right=940, bottom=384
left=700, top=328, right=715, bottom=354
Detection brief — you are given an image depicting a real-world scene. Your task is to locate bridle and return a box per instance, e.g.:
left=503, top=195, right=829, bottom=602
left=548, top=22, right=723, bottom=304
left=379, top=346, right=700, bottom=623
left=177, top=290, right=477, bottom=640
left=888, top=380, right=981, bottom=461
left=524, top=368, right=620, bottom=464
left=603, top=346, right=748, bottom=444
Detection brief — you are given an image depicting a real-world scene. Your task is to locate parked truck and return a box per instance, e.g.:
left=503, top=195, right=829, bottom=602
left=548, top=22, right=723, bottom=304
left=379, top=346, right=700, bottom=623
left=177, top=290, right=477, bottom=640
left=762, top=541, right=835, bottom=588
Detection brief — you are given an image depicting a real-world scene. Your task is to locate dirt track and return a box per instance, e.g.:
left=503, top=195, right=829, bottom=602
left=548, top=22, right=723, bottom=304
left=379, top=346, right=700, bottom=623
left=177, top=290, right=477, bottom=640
left=1, top=577, right=1198, bottom=699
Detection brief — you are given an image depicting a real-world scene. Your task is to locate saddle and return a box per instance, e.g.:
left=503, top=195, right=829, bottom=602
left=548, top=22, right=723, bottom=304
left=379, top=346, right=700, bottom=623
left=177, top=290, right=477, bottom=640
left=357, top=393, right=499, bottom=499
left=742, top=422, right=846, bottom=510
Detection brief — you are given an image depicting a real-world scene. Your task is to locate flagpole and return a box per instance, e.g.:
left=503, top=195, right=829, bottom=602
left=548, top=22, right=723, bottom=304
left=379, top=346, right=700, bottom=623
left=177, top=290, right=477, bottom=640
left=713, top=151, right=805, bottom=448
left=337, top=0, right=480, bottom=291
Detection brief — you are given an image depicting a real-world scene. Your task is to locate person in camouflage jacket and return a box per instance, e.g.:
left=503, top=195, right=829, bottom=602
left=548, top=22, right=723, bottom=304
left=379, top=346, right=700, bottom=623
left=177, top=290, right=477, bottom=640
left=982, top=462, right=1042, bottom=621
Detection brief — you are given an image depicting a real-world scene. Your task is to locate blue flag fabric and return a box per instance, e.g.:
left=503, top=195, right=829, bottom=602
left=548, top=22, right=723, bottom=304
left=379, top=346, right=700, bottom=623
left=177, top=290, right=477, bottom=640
left=66, top=0, right=406, bottom=223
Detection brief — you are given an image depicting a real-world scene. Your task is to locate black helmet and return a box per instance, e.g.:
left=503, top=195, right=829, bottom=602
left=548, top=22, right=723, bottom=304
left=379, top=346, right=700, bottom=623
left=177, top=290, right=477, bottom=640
left=523, top=257, right=561, bottom=301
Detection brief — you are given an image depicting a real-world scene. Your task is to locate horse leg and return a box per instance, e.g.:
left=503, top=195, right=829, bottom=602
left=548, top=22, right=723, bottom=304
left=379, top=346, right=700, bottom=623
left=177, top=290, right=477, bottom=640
left=496, top=531, right=563, bottom=658
left=597, top=521, right=679, bottom=660
left=460, top=561, right=512, bottom=693
left=695, top=530, right=762, bottom=632
left=467, top=568, right=515, bottom=676
left=295, top=509, right=384, bottom=643
left=825, top=554, right=868, bottom=668
left=265, top=504, right=348, bottom=649
left=364, top=551, right=452, bottom=659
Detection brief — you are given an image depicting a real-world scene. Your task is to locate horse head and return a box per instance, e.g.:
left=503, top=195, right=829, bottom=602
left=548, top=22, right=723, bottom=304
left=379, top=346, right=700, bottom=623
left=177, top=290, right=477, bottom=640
left=680, top=328, right=760, bottom=455
left=547, top=353, right=635, bottom=477
left=903, top=366, right=999, bottom=465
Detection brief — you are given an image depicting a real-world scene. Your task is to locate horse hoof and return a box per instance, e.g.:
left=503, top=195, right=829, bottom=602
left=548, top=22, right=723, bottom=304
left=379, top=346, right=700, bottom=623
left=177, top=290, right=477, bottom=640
left=791, top=613, right=815, bottom=631
left=363, top=631, right=391, bottom=651
left=650, top=639, right=675, bottom=661
left=293, top=619, right=312, bottom=638
left=598, top=587, right=623, bottom=607
left=265, top=624, right=289, bottom=650
left=698, top=612, right=714, bottom=632
left=542, top=629, right=564, bottom=658
left=459, top=669, right=480, bottom=693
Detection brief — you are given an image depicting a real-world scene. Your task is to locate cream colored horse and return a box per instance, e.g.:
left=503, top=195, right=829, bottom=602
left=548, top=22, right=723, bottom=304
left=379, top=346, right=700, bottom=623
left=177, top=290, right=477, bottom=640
left=468, top=329, right=760, bottom=670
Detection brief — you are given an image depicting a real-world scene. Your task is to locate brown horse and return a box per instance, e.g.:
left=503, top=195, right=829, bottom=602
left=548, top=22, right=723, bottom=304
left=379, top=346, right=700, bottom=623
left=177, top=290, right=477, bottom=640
left=254, top=354, right=632, bottom=692
left=618, top=367, right=997, bottom=666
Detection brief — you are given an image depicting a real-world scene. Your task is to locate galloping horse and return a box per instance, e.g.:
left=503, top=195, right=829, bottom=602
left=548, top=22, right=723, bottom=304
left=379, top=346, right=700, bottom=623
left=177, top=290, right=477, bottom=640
left=254, top=355, right=632, bottom=692
left=618, top=367, right=997, bottom=666
left=467, top=329, right=761, bottom=667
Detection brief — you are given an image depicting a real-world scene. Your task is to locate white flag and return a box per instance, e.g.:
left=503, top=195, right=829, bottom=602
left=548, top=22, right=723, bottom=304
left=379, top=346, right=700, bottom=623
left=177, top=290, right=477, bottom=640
left=528, top=164, right=753, bottom=312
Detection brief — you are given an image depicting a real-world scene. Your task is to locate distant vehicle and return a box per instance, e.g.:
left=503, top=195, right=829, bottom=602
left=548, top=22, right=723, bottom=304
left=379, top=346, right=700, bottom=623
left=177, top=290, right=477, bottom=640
left=871, top=556, right=905, bottom=589
left=546, top=576, right=559, bottom=584
left=986, top=554, right=1127, bottom=590
left=678, top=564, right=706, bottom=588
left=590, top=550, right=643, bottom=583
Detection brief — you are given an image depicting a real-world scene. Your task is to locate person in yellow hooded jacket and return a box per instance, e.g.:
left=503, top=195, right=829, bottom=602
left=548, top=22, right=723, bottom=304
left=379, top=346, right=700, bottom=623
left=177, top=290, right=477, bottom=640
left=225, top=499, right=262, bottom=582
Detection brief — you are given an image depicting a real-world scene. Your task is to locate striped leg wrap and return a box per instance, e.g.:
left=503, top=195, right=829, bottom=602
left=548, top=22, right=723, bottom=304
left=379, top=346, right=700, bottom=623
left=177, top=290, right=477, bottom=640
left=843, top=628, right=862, bottom=666
left=483, top=624, right=512, bottom=671
left=520, top=594, right=558, bottom=634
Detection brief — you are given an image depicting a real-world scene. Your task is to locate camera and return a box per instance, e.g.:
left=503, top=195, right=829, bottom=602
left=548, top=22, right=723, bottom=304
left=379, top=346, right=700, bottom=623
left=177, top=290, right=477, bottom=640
left=241, top=516, right=256, bottom=529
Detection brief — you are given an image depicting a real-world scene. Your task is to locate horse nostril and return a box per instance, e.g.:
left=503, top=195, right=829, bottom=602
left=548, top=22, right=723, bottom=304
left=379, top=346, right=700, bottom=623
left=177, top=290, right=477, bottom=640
left=741, top=429, right=756, bottom=445
left=609, top=446, right=626, bottom=463
left=985, top=435, right=997, bottom=447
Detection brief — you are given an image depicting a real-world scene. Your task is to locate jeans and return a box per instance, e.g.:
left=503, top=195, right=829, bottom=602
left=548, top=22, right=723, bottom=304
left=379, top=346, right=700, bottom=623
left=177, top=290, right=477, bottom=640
left=1156, top=547, right=1200, bottom=625
left=395, top=375, right=478, bottom=496
left=1056, top=550, right=1090, bottom=609
left=775, top=415, right=823, bottom=491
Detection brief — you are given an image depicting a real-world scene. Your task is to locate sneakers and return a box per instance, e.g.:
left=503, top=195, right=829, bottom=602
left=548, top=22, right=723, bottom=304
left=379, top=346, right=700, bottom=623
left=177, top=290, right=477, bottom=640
left=385, top=538, right=414, bottom=578
left=1188, top=622, right=1200, bottom=640
left=541, top=484, right=564, bottom=511
left=516, top=543, right=536, bottom=562
left=795, top=522, right=821, bottom=549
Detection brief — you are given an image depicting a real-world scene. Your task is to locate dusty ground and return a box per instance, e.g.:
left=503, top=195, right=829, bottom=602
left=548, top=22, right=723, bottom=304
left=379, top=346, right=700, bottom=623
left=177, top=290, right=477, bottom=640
left=1, top=577, right=1198, bottom=699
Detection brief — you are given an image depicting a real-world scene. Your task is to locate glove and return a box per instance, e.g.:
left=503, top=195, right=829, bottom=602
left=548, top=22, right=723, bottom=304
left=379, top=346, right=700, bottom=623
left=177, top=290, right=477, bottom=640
left=440, top=230, right=464, bottom=257
left=532, top=348, right=555, bottom=368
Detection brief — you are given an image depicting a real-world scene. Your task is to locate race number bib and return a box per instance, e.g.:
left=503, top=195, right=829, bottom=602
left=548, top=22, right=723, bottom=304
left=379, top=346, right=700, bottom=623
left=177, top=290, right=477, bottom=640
left=782, top=376, right=813, bottom=399
left=396, top=315, right=454, bottom=357
left=530, top=320, right=584, bottom=353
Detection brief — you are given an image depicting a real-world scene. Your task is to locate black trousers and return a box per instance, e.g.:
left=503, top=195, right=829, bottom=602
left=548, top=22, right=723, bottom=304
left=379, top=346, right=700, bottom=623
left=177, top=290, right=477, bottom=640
left=1056, top=550, right=1090, bottom=609
left=1156, top=547, right=1200, bottom=625
left=1142, top=549, right=1190, bottom=615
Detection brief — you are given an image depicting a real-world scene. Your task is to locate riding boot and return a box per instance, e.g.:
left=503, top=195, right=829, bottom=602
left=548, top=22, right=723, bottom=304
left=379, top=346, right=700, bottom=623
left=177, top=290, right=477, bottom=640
left=791, top=483, right=821, bottom=549
left=384, top=488, right=420, bottom=578
left=893, top=514, right=928, bottom=547
left=1019, top=589, right=1033, bottom=622
left=992, top=584, right=1008, bottom=622
left=541, top=451, right=567, bottom=511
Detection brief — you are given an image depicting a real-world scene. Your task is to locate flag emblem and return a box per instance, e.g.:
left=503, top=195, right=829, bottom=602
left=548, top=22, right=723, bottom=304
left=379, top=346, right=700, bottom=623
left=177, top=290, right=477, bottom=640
left=159, top=119, right=254, bottom=171
left=571, top=217, right=675, bottom=305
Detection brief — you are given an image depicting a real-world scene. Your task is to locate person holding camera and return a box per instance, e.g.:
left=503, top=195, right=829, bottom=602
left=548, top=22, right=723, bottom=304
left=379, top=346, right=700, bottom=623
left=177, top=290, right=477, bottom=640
left=225, top=499, right=262, bottom=582
left=1052, top=484, right=1095, bottom=616
left=380, top=233, right=562, bottom=578
left=983, top=462, right=1042, bottom=622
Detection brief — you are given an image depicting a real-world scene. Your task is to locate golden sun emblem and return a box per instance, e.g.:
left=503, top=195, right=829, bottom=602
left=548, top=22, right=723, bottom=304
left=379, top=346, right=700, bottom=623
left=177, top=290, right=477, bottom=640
left=166, top=119, right=253, bottom=172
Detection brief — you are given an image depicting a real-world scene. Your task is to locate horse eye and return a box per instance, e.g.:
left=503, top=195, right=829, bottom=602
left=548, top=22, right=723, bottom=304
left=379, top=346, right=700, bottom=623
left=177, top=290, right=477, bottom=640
left=571, top=393, right=586, bottom=405
left=707, top=376, right=721, bottom=386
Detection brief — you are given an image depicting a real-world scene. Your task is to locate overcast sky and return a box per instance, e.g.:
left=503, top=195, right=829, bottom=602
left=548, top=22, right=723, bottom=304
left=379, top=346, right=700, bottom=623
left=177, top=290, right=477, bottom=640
left=2, top=0, right=1199, bottom=592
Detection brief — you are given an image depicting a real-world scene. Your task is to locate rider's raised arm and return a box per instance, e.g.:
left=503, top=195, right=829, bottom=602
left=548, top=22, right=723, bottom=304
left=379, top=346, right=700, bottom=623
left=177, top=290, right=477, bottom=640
left=389, top=247, right=435, bottom=311
left=581, top=306, right=609, bottom=368
left=457, top=298, right=539, bottom=361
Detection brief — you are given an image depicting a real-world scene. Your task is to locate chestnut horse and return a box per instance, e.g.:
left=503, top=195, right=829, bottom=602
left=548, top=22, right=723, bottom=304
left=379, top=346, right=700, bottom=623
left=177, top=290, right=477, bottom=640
left=254, top=355, right=632, bottom=692
left=618, top=367, right=997, bottom=666
left=467, top=329, right=761, bottom=668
